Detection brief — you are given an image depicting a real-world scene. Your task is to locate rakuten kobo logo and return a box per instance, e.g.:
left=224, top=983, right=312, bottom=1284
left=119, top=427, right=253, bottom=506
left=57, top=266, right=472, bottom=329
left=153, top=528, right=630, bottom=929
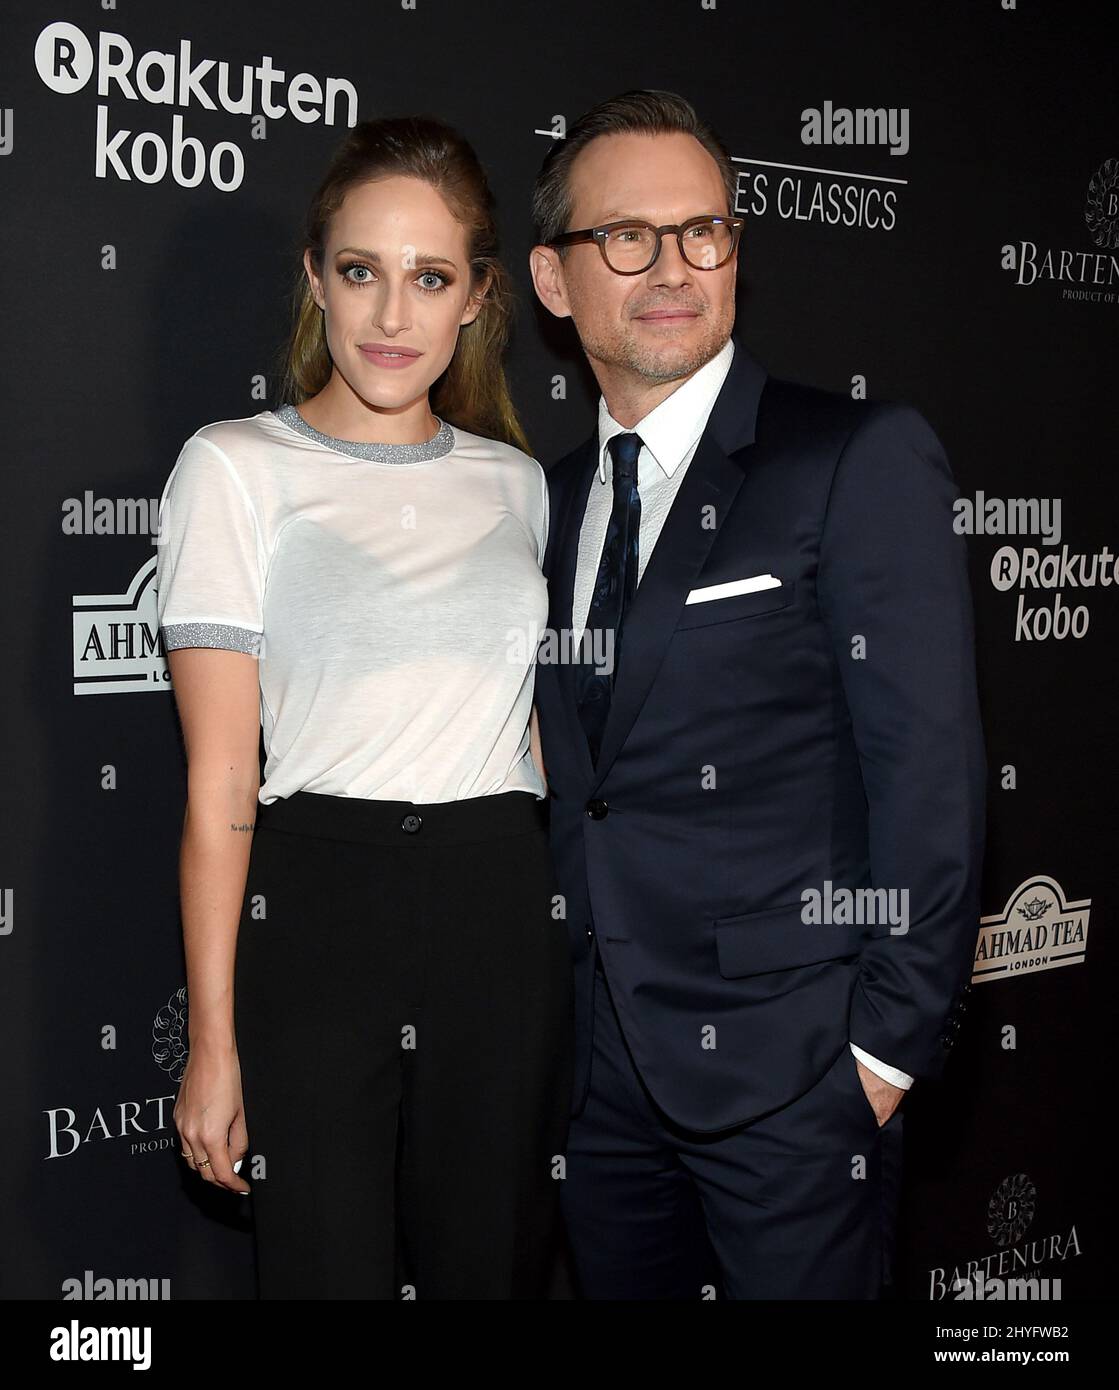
left=34, top=21, right=358, bottom=192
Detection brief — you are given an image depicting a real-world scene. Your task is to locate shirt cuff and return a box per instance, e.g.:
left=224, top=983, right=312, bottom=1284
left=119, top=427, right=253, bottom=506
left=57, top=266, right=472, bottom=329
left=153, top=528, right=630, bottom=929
left=850, top=1043, right=914, bottom=1090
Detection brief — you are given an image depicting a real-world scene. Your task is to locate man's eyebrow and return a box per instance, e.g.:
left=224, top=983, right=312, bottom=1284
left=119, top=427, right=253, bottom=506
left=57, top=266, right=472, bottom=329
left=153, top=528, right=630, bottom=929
left=334, top=245, right=459, bottom=269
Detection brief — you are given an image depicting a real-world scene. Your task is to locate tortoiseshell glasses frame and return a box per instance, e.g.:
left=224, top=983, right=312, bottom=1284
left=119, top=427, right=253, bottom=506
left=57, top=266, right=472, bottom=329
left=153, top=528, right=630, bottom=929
left=547, top=215, right=745, bottom=274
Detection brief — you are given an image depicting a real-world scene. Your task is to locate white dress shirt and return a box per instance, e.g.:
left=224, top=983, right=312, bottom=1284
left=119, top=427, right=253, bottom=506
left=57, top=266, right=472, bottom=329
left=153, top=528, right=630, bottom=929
left=573, top=337, right=914, bottom=1092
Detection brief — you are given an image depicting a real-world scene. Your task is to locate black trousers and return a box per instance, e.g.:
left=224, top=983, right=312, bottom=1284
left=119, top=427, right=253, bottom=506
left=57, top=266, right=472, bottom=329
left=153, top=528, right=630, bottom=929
left=233, top=788, right=574, bottom=1299
left=560, top=955, right=904, bottom=1299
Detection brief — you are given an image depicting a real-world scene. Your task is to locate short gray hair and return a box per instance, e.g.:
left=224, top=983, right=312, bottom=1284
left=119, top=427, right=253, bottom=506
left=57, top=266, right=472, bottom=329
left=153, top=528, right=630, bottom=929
left=531, top=89, right=737, bottom=252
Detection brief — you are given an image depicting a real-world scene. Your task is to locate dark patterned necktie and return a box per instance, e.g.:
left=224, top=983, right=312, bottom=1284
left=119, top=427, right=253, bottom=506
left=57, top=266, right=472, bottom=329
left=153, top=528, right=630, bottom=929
left=576, top=432, right=643, bottom=765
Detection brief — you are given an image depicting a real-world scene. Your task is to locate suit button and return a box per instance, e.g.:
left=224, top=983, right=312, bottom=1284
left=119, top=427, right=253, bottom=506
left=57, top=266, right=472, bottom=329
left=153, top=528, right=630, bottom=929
left=401, top=813, right=422, bottom=834
left=586, top=923, right=594, bottom=939
left=961, top=984, right=972, bottom=995
left=939, top=1034, right=952, bottom=1049
left=586, top=798, right=609, bottom=819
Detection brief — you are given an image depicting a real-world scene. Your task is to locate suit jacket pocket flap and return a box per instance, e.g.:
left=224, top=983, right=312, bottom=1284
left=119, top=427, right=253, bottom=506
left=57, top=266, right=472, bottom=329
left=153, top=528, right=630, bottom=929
left=714, top=899, right=866, bottom=978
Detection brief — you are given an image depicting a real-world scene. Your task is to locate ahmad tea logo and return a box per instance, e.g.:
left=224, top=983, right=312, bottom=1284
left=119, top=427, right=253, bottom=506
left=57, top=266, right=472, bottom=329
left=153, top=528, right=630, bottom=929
left=73, top=556, right=171, bottom=696
left=972, top=876, right=1090, bottom=984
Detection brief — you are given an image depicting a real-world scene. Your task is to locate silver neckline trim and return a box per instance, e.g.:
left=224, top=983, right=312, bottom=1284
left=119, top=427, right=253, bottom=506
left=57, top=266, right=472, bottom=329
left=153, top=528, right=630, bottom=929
left=271, top=403, right=456, bottom=463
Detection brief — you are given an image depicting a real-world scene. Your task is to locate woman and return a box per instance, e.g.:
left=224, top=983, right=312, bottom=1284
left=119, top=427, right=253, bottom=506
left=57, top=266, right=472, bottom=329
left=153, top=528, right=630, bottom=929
left=155, top=116, right=574, bottom=1299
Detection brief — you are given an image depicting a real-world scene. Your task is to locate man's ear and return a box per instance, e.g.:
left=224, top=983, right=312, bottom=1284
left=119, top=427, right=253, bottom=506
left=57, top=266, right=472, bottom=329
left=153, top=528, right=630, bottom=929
left=528, top=245, right=572, bottom=320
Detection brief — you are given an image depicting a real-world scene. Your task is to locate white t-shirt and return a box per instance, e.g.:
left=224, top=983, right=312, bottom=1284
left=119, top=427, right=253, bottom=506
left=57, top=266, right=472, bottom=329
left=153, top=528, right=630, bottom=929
left=154, top=405, right=549, bottom=805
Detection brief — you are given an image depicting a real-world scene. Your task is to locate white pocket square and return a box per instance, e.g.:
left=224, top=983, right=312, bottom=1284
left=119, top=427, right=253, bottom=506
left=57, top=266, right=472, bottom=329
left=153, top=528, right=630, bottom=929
left=685, top=574, right=782, bottom=605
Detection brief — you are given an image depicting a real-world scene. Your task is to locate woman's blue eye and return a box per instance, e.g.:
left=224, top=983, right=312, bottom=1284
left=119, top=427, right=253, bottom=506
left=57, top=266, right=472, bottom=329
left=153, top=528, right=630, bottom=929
left=417, top=271, right=449, bottom=294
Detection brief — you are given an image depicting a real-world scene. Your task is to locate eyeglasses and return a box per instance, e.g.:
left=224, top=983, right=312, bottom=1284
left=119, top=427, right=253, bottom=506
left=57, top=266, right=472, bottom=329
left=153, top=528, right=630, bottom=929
left=548, top=215, right=744, bottom=275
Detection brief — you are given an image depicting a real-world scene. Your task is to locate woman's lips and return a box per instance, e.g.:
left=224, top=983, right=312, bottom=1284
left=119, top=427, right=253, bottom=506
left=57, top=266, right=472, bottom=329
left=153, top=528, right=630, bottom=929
left=358, top=345, right=421, bottom=368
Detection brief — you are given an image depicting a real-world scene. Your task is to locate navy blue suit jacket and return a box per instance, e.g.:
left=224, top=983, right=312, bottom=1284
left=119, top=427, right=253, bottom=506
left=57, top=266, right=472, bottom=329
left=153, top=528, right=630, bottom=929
left=535, top=337, right=986, bottom=1132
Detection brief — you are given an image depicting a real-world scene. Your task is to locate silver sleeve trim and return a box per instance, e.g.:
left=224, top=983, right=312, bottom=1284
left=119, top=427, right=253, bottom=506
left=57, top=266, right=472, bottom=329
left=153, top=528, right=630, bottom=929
left=162, top=622, right=262, bottom=655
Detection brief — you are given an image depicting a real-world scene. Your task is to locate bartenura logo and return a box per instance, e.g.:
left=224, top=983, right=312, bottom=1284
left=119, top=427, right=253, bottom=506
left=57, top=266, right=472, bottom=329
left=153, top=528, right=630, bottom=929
left=45, top=988, right=186, bottom=1161
left=1003, top=157, right=1119, bottom=302
left=34, top=20, right=358, bottom=191
left=73, top=555, right=173, bottom=695
left=929, top=1174, right=1080, bottom=1301
left=972, top=875, right=1090, bottom=985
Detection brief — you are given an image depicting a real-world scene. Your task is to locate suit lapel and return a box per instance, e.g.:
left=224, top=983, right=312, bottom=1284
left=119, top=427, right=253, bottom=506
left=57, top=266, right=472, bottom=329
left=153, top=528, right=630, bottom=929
left=550, top=337, right=770, bottom=788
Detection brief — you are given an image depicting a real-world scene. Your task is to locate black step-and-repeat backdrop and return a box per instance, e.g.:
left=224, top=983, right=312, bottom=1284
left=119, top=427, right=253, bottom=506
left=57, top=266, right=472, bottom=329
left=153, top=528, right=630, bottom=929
left=1, top=1, right=1113, bottom=1304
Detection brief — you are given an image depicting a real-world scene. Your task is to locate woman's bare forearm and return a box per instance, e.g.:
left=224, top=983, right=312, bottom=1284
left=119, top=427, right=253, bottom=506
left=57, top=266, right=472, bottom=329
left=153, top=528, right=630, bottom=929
left=178, top=776, right=259, bottom=1049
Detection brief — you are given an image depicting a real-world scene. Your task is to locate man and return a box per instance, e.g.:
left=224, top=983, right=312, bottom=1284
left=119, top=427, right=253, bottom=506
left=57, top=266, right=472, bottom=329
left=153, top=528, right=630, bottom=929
left=527, top=90, right=986, bottom=1300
